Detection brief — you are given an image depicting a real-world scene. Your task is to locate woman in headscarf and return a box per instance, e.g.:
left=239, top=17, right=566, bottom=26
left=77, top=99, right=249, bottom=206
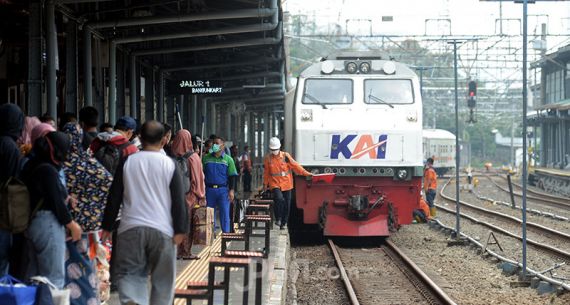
left=172, top=129, right=205, bottom=260
left=21, top=131, right=83, bottom=289
left=61, top=122, right=113, bottom=305
left=18, top=116, right=41, bottom=155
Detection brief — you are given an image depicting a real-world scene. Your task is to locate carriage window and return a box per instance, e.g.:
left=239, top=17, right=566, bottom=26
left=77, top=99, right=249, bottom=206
left=302, top=79, right=353, bottom=105
left=364, top=79, right=414, bottom=105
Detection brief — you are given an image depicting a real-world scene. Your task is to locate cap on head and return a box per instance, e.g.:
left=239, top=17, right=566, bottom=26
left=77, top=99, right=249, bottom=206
left=269, top=137, right=281, bottom=150
left=115, top=116, right=137, bottom=131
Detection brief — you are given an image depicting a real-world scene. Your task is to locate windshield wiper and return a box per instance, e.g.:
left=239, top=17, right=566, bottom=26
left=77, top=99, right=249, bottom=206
left=304, top=93, right=328, bottom=109
left=368, top=90, right=394, bottom=108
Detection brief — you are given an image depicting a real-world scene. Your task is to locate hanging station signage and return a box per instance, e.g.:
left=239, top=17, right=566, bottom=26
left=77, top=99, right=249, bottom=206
left=176, top=80, right=223, bottom=94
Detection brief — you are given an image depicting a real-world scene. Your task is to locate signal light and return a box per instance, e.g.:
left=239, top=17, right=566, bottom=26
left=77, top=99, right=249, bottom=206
left=468, top=80, right=477, bottom=97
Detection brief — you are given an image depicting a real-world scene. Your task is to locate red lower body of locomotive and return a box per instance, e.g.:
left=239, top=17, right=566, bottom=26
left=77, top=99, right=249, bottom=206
left=293, top=176, right=421, bottom=237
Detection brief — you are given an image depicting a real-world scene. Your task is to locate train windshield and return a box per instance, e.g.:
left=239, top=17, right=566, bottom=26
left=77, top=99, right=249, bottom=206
left=364, top=79, right=414, bottom=105
left=302, top=79, right=353, bottom=105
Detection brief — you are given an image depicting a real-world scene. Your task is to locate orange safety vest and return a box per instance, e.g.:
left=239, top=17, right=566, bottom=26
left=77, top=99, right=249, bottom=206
left=419, top=197, right=431, bottom=219
left=263, top=151, right=311, bottom=192
left=423, top=166, right=437, bottom=191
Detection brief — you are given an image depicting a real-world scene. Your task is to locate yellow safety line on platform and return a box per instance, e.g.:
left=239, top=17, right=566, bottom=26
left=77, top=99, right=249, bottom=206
left=174, top=234, right=221, bottom=305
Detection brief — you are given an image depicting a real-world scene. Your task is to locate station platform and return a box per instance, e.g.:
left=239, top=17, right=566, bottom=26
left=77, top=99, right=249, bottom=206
left=107, top=222, right=290, bottom=305
left=173, top=225, right=290, bottom=305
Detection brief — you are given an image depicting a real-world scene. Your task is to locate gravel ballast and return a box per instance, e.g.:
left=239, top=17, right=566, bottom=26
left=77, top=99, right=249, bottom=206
left=391, top=223, right=570, bottom=305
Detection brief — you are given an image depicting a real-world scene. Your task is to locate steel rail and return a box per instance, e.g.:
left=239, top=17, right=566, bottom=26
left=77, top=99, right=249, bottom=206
left=327, top=239, right=360, bottom=305
left=438, top=179, right=570, bottom=262
left=484, top=174, right=570, bottom=209
left=432, top=218, right=570, bottom=291
left=439, top=179, right=570, bottom=242
left=384, top=240, right=457, bottom=305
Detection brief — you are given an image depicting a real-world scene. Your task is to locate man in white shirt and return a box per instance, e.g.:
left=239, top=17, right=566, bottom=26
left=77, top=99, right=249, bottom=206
left=102, top=120, right=188, bottom=305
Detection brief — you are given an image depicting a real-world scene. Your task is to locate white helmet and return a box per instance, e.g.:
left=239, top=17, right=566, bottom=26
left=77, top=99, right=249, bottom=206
left=269, top=137, right=281, bottom=150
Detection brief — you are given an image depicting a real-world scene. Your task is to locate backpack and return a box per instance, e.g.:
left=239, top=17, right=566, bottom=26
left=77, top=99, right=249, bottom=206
left=94, top=142, right=130, bottom=176
left=174, top=151, right=194, bottom=194
left=0, top=177, right=30, bottom=233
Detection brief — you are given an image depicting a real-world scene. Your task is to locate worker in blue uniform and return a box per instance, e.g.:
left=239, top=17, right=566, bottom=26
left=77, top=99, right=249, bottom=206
left=202, top=136, right=238, bottom=233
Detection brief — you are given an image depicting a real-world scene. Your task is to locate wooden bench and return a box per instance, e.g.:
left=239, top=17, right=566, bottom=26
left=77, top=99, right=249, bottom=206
left=244, top=215, right=272, bottom=258
left=173, top=288, right=208, bottom=304
left=221, top=232, right=246, bottom=254
left=208, top=256, right=253, bottom=305
left=223, top=251, right=264, bottom=305
left=246, top=204, right=273, bottom=227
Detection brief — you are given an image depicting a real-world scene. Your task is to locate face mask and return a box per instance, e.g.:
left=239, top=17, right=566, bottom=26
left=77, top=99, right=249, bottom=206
left=271, top=150, right=279, bottom=155
left=210, top=144, right=221, bottom=154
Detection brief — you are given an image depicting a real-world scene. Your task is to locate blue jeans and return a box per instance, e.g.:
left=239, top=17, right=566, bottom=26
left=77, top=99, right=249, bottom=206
left=115, top=227, right=176, bottom=305
left=0, top=229, right=11, bottom=276
left=426, top=189, right=436, bottom=208
left=206, top=187, right=231, bottom=233
left=26, top=210, right=66, bottom=289
left=272, top=189, right=292, bottom=226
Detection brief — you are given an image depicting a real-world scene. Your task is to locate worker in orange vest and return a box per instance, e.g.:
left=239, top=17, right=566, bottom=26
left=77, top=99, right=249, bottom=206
left=413, top=196, right=431, bottom=223
left=424, top=157, right=438, bottom=217
left=263, top=137, right=311, bottom=230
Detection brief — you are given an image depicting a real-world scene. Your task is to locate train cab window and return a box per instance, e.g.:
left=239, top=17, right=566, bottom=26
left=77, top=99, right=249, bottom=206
left=302, top=79, right=353, bottom=105
left=364, top=79, right=414, bottom=105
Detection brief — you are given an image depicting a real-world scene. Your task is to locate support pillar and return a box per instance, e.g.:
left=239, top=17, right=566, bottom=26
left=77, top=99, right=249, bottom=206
left=46, top=0, right=57, bottom=120
left=109, top=42, right=117, bottom=124
left=201, top=98, right=208, bottom=140
left=27, top=1, right=42, bottom=116
left=65, top=20, right=78, bottom=114
left=145, top=68, right=154, bottom=121
left=130, top=55, right=137, bottom=118
left=225, top=106, right=231, bottom=141
left=264, top=112, right=270, bottom=152
left=191, top=95, right=198, bottom=134
left=117, top=51, right=125, bottom=117
left=210, top=103, right=217, bottom=138
left=83, top=29, right=92, bottom=106
left=167, top=96, right=175, bottom=129
left=158, top=72, right=165, bottom=122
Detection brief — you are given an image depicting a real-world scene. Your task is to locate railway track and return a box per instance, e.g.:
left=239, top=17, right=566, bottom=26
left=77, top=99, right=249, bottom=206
left=327, top=239, right=455, bottom=305
left=483, top=174, right=570, bottom=210
left=439, top=178, right=570, bottom=263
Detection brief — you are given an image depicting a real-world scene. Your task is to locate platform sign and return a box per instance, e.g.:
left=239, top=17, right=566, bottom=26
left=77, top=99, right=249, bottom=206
left=168, top=79, right=223, bottom=95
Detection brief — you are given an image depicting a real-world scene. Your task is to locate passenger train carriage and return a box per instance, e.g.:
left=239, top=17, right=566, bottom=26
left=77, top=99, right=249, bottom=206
left=284, top=53, right=423, bottom=237
left=422, top=129, right=456, bottom=177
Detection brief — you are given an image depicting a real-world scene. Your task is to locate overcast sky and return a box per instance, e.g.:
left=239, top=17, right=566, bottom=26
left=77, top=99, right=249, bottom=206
left=284, top=0, right=570, bottom=49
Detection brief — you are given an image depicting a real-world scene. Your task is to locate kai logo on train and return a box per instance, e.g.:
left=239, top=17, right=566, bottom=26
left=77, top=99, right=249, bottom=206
left=330, top=134, right=388, bottom=159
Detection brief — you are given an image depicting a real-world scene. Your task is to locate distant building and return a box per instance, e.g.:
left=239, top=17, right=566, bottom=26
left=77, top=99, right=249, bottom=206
left=492, top=132, right=524, bottom=167
left=529, top=44, right=570, bottom=169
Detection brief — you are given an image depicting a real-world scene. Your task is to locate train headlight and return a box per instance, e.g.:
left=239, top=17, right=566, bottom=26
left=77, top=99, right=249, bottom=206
left=321, top=61, right=335, bottom=74
left=382, top=61, right=396, bottom=75
left=396, top=169, right=408, bottom=180
left=359, top=62, right=371, bottom=74
left=407, top=111, right=417, bottom=122
left=300, top=109, right=313, bottom=122
left=346, top=62, right=358, bottom=74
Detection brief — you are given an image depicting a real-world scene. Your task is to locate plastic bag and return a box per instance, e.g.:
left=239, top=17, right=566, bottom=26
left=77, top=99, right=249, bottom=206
left=30, top=276, right=70, bottom=305
left=0, top=275, right=37, bottom=305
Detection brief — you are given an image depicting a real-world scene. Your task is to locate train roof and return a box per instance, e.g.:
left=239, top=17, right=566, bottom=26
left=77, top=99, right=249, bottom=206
left=299, top=52, right=417, bottom=78
left=423, top=129, right=456, bottom=140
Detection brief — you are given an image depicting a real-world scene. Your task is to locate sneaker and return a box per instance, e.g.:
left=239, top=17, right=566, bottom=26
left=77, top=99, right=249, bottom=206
left=280, top=224, right=287, bottom=230
left=275, top=221, right=281, bottom=227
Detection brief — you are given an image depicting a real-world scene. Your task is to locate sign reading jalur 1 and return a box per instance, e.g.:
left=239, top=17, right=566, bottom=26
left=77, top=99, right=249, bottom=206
left=179, top=80, right=223, bottom=94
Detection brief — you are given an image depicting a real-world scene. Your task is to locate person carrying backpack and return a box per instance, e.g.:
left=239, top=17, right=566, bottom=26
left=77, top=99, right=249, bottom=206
left=90, top=116, right=138, bottom=175
left=172, top=129, right=205, bottom=260
left=89, top=116, right=138, bottom=291
left=0, top=103, right=24, bottom=277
